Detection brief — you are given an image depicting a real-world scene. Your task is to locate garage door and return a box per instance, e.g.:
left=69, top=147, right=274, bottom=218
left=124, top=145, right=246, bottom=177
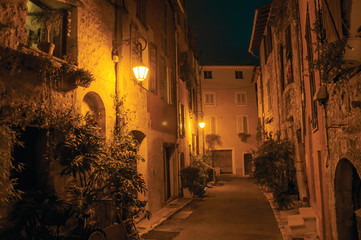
left=212, top=150, right=232, bottom=174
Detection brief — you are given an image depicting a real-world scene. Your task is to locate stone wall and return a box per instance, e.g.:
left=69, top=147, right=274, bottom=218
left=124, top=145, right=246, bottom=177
left=0, top=0, right=27, bottom=49
left=326, top=71, right=361, bottom=238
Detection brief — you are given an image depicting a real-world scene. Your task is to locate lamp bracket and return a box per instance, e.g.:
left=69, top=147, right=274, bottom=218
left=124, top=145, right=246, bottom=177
left=113, top=36, right=147, bottom=54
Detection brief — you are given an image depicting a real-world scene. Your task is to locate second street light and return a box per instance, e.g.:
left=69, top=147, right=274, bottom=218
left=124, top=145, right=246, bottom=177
left=199, top=121, right=205, bottom=155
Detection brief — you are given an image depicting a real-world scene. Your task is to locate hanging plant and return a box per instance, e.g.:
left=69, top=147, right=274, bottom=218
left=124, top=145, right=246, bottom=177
left=309, top=9, right=356, bottom=83
left=0, top=45, right=94, bottom=92
left=238, top=133, right=251, bottom=142
left=59, top=63, right=95, bottom=91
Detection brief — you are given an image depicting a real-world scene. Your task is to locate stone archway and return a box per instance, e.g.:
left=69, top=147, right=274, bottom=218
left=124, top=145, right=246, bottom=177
left=335, top=158, right=361, bottom=240
left=82, top=92, right=106, bottom=137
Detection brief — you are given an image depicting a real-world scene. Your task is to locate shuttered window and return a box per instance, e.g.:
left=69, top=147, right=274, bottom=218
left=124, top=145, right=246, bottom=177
left=205, top=92, right=215, bottom=105
left=237, top=115, right=249, bottom=134
left=236, top=92, right=247, bottom=105
left=205, top=116, right=217, bottom=135
left=148, top=43, right=157, bottom=93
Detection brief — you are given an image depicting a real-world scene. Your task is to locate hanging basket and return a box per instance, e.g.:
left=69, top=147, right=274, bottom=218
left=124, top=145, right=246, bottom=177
left=344, top=38, right=361, bottom=68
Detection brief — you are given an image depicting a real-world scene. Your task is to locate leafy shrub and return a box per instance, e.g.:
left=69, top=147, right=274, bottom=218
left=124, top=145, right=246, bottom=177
left=180, top=166, right=206, bottom=197
left=251, top=138, right=298, bottom=209
left=0, top=99, right=148, bottom=239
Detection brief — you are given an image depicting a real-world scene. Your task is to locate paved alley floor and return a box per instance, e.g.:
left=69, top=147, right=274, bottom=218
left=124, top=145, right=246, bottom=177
left=142, top=176, right=282, bottom=240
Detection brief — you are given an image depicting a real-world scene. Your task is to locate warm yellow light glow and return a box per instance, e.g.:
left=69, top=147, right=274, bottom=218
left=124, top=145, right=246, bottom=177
left=133, top=65, right=149, bottom=81
left=199, top=122, right=205, bottom=128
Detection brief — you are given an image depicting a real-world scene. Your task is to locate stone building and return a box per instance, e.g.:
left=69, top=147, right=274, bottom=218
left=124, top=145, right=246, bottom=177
left=250, top=0, right=361, bottom=239
left=0, top=0, right=200, bottom=228
left=200, top=65, right=258, bottom=176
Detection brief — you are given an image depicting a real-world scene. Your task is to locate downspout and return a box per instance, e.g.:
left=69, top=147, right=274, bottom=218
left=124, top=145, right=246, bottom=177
left=174, top=14, right=182, bottom=198
left=198, top=65, right=204, bottom=155
left=111, top=0, right=122, bottom=128
left=294, top=1, right=309, bottom=202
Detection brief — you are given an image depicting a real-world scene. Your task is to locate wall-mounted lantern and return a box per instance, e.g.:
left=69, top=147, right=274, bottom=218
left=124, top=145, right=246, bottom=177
left=199, top=122, right=205, bottom=129
left=113, top=36, right=149, bottom=81
left=313, top=85, right=328, bottom=105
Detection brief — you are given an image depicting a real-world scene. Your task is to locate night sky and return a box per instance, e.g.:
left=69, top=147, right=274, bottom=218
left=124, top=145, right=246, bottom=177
left=187, top=0, right=271, bottom=66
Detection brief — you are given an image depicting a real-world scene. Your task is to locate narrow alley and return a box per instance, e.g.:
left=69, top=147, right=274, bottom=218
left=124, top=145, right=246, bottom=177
left=142, top=176, right=282, bottom=240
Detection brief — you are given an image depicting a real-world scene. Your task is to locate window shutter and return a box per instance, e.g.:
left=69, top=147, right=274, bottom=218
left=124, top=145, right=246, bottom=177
left=210, top=116, right=216, bottom=134
left=237, top=116, right=243, bottom=133
left=243, top=116, right=248, bottom=134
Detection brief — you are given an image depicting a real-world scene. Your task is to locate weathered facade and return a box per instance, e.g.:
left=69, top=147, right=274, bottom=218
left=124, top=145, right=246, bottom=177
left=0, top=0, right=200, bottom=228
left=250, top=0, right=361, bottom=239
left=200, top=65, right=258, bottom=176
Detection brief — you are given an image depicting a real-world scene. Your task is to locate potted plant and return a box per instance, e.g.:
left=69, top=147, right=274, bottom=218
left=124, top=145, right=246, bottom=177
left=31, top=8, right=63, bottom=55
left=238, top=132, right=251, bottom=142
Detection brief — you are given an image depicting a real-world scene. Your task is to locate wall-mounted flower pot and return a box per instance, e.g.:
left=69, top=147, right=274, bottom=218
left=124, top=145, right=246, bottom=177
left=344, top=38, right=361, bottom=67
left=37, top=42, right=55, bottom=55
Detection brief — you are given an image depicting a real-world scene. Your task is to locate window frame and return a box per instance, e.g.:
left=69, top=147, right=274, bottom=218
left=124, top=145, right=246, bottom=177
left=205, top=115, right=217, bottom=135
left=136, top=0, right=147, bottom=27
left=237, top=115, right=249, bottom=134
left=26, top=0, right=71, bottom=59
left=235, top=71, right=244, bottom=79
left=203, top=71, right=213, bottom=79
left=235, top=92, right=247, bottom=106
left=204, top=92, right=216, bottom=106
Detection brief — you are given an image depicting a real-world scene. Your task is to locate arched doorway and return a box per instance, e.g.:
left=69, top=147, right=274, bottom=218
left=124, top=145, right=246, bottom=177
left=82, top=92, right=106, bottom=137
left=335, top=158, right=361, bottom=239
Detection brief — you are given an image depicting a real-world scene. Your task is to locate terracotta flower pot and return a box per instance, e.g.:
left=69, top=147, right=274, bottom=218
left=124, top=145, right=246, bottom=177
left=344, top=38, right=361, bottom=67
left=37, top=42, right=55, bottom=55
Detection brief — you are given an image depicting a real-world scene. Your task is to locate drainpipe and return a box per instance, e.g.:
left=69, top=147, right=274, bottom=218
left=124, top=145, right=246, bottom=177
left=109, top=0, right=122, bottom=128
left=294, top=10, right=309, bottom=201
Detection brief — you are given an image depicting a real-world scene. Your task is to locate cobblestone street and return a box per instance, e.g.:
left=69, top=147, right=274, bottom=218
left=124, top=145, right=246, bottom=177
left=142, top=176, right=282, bottom=240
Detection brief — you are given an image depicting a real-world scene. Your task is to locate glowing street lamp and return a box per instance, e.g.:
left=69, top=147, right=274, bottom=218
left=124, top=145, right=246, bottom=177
left=199, top=121, right=205, bottom=154
left=133, top=64, right=149, bottom=81
left=113, top=36, right=149, bottom=81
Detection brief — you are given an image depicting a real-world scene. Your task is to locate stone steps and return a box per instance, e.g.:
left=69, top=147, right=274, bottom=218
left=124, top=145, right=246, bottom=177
left=287, top=207, right=318, bottom=239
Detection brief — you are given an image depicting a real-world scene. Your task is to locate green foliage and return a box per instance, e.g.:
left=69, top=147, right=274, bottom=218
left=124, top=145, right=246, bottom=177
left=31, top=8, right=63, bottom=42
left=309, top=9, right=354, bottom=83
left=0, top=45, right=94, bottom=91
left=205, top=134, right=221, bottom=150
left=251, top=138, right=298, bottom=209
left=180, top=166, right=206, bottom=197
left=238, top=133, right=250, bottom=142
left=0, top=93, right=148, bottom=238
left=0, top=189, right=72, bottom=240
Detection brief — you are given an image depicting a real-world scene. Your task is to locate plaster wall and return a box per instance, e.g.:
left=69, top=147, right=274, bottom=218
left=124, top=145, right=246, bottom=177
left=75, top=0, right=117, bottom=139
left=298, top=1, right=332, bottom=239
left=201, top=65, right=257, bottom=176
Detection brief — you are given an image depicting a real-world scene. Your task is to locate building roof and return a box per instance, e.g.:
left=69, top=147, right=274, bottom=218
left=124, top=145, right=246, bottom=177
left=248, top=3, right=271, bottom=52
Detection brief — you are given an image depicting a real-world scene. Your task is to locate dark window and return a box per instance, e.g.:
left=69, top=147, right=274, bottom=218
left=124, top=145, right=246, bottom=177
left=280, top=44, right=285, bottom=91
left=136, top=0, right=147, bottom=27
left=179, top=103, right=185, bottom=137
left=161, top=2, right=168, bottom=54
left=204, top=71, right=212, bottom=79
left=148, top=43, right=157, bottom=94
left=26, top=0, right=70, bottom=59
left=285, top=25, right=294, bottom=84
left=235, top=71, right=244, bottom=79
left=159, top=56, right=167, bottom=100
left=267, top=80, right=272, bottom=111
left=264, top=27, right=273, bottom=62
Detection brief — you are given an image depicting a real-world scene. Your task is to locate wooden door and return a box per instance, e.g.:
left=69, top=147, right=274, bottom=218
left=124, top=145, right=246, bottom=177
left=213, top=150, right=232, bottom=174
